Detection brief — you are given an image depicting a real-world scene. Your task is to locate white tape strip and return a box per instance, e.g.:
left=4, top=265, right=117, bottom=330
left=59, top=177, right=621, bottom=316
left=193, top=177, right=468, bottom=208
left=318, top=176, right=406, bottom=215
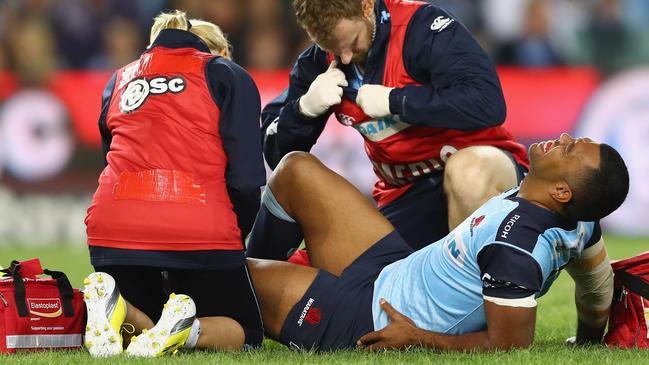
left=6, top=334, right=82, bottom=349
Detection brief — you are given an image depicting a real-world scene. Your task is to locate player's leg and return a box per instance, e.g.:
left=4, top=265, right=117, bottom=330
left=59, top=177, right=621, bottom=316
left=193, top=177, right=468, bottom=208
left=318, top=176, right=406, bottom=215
left=167, top=266, right=265, bottom=351
left=263, top=152, right=395, bottom=276
left=379, top=175, right=448, bottom=250
left=246, top=193, right=304, bottom=261
left=247, top=258, right=319, bottom=339
left=444, top=146, right=520, bottom=230
left=125, top=264, right=266, bottom=355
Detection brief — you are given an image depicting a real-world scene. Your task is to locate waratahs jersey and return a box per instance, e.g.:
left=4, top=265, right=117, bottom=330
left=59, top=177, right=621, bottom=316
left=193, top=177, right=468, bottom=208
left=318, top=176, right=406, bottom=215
left=372, top=188, right=601, bottom=334
left=262, top=0, right=529, bottom=207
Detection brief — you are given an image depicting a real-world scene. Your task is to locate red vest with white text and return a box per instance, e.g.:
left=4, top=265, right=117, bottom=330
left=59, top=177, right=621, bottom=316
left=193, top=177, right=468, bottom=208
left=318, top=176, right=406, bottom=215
left=85, top=47, right=243, bottom=251
left=331, top=0, right=529, bottom=207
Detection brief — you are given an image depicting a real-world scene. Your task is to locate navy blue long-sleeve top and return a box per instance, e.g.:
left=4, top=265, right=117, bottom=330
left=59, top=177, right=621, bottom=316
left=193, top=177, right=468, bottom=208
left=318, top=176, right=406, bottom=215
left=262, top=1, right=506, bottom=169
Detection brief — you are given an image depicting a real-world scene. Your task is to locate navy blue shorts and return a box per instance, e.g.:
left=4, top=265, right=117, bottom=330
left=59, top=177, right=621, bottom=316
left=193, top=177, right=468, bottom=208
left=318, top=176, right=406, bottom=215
left=279, top=231, right=413, bottom=351
left=380, top=155, right=527, bottom=250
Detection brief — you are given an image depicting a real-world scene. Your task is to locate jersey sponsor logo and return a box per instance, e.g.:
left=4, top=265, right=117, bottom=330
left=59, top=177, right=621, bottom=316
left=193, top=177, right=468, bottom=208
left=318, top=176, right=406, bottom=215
left=481, top=272, right=521, bottom=290
left=27, top=298, right=63, bottom=318
left=119, top=76, right=186, bottom=113
left=297, top=297, right=315, bottom=327
left=500, top=214, right=521, bottom=239
left=370, top=145, right=457, bottom=186
left=371, top=159, right=442, bottom=186
left=336, top=113, right=356, bottom=126
left=431, top=16, right=454, bottom=32
left=352, top=116, right=410, bottom=142
left=445, top=230, right=467, bottom=268
left=481, top=273, right=495, bottom=288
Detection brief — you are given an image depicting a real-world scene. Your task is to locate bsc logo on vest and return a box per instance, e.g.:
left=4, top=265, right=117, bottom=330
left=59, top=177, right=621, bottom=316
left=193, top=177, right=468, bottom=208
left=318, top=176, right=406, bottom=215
left=120, top=76, right=186, bottom=113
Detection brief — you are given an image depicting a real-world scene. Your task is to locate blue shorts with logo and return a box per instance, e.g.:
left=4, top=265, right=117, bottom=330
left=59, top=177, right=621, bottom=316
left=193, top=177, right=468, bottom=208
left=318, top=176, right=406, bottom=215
left=279, top=231, right=413, bottom=351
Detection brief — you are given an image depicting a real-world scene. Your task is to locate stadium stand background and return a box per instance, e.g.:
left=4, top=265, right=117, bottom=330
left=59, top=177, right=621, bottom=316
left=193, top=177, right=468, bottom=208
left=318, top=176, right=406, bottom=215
left=0, top=0, right=648, bottom=246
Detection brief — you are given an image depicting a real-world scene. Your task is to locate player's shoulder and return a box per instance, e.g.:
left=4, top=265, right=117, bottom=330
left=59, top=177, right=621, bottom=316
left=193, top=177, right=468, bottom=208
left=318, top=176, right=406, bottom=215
left=492, top=195, right=577, bottom=254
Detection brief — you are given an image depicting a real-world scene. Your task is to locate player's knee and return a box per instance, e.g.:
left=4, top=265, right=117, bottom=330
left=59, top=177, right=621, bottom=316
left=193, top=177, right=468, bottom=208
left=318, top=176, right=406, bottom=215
left=444, top=150, right=492, bottom=200
left=271, top=152, right=322, bottom=190
left=445, top=147, right=517, bottom=203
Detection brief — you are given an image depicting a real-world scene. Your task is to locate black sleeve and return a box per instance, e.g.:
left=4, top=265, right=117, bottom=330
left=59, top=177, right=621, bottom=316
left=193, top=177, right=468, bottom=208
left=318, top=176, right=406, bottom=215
left=99, top=72, right=117, bottom=165
left=389, top=5, right=506, bottom=130
left=207, top=57, right=266, bottom=239
left=261, top=45, right=331, bottom=169
left=477, top=244, right=543, bottom=299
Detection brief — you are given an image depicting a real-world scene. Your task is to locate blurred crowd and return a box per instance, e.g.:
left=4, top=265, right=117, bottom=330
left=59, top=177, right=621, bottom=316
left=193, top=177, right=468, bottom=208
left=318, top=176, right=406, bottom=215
left=1, top=0, right=649, bottom=84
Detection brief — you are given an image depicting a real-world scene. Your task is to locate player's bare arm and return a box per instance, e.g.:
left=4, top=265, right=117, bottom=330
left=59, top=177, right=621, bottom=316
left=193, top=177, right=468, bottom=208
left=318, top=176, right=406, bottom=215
left=358, top=299, right=536, bottom=351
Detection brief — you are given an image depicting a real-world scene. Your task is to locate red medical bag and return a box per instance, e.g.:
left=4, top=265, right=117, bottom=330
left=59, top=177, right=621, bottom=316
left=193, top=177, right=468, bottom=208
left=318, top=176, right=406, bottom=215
left=0, top=258, right=86, bottom=353
left=605, top=252, right=649, bottom=348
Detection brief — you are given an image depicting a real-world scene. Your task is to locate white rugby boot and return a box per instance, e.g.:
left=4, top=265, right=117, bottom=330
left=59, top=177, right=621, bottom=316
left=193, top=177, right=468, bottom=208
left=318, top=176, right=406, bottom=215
left=82, top=272, right=127, bottom=357
left=126, top=293, right=196, bottom=357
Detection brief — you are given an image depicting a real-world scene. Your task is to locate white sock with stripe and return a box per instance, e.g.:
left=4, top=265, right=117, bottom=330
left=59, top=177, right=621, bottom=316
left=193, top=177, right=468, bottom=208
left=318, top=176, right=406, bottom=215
left=184, top=318, right=201, bottom=348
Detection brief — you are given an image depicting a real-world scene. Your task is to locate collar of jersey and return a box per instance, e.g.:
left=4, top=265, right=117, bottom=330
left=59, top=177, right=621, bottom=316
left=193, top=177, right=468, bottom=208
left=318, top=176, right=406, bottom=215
left=507, top=195, right=578, bottom=231
left=147, top=29, right=211, bottom=54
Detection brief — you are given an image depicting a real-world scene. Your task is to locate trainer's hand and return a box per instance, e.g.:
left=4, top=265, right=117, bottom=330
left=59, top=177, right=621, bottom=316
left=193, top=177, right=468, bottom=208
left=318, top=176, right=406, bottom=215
left=356, top=84, right=394, bottom=118
left=299, top=61, right=348, bottom=118
left=357, top=299, right=420, bottom=351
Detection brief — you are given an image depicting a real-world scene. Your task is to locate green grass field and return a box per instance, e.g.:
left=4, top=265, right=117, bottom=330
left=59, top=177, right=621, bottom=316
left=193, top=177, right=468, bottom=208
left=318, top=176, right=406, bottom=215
left=1, top=234, right=647, bottom=364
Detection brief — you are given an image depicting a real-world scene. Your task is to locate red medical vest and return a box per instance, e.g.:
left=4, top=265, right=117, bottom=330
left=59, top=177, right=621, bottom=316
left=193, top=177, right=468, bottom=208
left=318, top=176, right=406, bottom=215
left=331, top=0, right=529, bottom=207
left=86, top=47, right=243, bottom=251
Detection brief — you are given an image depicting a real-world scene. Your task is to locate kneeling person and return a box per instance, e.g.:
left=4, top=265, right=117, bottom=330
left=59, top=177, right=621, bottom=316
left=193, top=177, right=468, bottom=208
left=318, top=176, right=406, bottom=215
left=249, top=133, right=629, bottom=351
left=82, top=11, right=265, bottom=357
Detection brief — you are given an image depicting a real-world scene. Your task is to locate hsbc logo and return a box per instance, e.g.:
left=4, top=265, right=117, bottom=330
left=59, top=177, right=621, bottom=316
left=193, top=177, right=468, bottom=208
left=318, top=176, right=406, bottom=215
left=119, top=76, right=186, bottom=113
left=27, top=298, right=62, bottom=318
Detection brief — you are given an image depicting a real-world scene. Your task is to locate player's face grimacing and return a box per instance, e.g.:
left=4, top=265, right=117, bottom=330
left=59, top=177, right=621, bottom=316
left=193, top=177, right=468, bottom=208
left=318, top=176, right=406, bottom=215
left=316, top=15, right=374, bottom=65
left=528, top=133, right=601, bottom=182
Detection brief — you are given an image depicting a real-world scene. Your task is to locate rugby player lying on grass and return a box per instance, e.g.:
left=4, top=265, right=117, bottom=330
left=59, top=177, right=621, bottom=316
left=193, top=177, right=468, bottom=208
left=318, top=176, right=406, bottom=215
left=247, top=133, right=629, bottom=351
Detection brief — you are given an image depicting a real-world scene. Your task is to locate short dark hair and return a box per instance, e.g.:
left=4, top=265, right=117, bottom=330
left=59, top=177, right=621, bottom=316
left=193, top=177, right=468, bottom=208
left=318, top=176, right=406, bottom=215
left=565, top=144, right=629, bottom=221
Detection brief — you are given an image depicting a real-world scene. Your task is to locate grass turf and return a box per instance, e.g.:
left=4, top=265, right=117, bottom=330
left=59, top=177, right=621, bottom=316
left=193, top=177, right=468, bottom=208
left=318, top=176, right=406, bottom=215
left=0, top=234, right=647, bottom=364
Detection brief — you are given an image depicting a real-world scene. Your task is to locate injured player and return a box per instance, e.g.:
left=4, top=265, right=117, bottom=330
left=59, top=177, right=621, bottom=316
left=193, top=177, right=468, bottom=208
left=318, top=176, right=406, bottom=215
left=246, top=133, right=629, bottom=351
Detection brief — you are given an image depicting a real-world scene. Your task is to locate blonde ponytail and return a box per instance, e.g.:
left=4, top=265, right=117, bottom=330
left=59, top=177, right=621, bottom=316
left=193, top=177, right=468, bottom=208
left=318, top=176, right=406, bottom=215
left=149, top=10, right=231, bottom=59
left=149, top=10, right=190, bottom=45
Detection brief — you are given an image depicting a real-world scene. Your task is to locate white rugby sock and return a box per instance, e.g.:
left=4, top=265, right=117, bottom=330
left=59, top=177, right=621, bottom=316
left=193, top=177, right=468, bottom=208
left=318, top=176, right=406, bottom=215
left=184, top=318, right=201, bottom=348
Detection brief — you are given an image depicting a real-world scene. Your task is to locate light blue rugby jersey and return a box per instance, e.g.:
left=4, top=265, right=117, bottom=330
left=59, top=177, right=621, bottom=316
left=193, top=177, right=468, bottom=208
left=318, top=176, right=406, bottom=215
left=372, top=187, right=601, bottom=334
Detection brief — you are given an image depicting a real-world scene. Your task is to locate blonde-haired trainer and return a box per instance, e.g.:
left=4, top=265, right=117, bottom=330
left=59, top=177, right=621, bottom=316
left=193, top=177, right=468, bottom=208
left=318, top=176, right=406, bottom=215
left=83, top=10, right=265, bottom=357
